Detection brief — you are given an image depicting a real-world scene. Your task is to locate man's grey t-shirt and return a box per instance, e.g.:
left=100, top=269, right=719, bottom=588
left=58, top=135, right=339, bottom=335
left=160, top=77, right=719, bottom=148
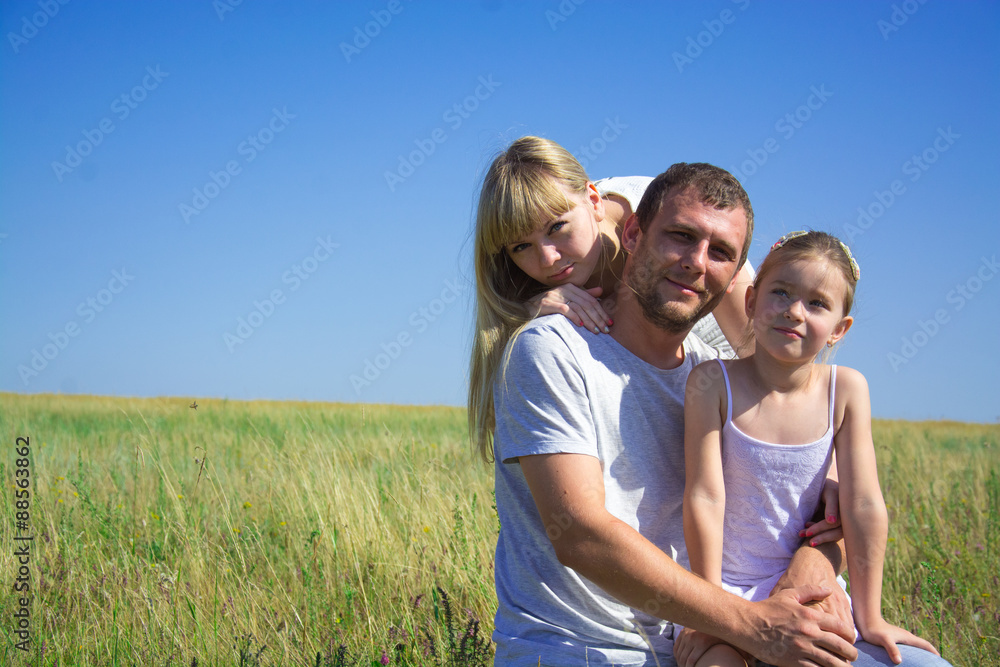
left=492, top=315, right=718, bottom=666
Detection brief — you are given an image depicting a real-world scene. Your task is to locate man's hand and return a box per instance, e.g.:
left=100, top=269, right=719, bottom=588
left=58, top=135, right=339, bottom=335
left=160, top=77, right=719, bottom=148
left=749, top=586, right=858, bottom=667
left=529, top=285, right=610, bottom=333
left=770, top=540, right=854, bottom=644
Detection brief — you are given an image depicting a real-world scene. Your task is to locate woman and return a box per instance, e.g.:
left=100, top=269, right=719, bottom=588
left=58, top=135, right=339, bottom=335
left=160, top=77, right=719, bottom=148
left=469, top=136, right=753, bottom=462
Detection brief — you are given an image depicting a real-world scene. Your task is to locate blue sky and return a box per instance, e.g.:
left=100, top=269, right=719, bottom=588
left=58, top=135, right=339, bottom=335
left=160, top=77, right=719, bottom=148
left=1, top=0, right=998, bottom=423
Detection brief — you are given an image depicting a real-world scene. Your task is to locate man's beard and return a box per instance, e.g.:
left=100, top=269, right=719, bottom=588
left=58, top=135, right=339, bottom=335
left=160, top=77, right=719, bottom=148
left=626, top=246, right=729, bottom=334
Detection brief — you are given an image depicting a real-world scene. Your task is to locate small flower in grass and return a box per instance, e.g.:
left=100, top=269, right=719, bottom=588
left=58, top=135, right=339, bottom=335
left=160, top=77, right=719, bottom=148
left=379, top=649, right=390, bottom=665
left=151, top=512, right=160, bottom=520
left=423, top=526, right=430, bottom=533
left=177, top=494, right=184, bottom=500
left=233, top=528, right=241, bottom=534
left=73, top=492, right=79, bottom=497
left=243, top=501, right=252, bottom=510
left=279, top=521, right=286, bottom=526
left=57, top=499, right=64, bottom=504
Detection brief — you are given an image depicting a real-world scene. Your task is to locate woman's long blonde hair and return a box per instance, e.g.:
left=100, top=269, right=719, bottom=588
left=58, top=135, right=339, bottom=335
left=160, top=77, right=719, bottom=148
left=468, top=136, right=593, bottom=463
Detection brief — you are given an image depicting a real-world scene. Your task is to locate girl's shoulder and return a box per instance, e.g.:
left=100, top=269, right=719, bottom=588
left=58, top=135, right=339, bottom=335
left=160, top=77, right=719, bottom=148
left=825, top=364, right=871, bottom=431
left=825, top=363, right=869, bottom=393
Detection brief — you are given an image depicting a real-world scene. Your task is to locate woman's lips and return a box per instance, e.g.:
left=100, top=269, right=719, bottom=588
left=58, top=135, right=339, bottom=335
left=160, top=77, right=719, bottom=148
left=550, top=264, right=573, bottom=281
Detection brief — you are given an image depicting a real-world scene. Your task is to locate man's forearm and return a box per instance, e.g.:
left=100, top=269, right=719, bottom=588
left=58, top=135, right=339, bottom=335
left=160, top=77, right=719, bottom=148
left=558, top=512, right=755, bottom=640
left=773, top=539, right=846, bottom=595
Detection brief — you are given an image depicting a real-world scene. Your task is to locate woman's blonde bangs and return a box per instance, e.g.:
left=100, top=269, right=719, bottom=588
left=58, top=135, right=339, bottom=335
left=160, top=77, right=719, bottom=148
left=479, top=167, right=575, bottom=256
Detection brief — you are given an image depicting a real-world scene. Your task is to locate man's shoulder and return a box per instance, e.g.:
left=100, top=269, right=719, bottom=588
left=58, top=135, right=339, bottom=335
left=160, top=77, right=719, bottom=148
left=510, top=315, right=587, bottom=352
left=684, top=329, right=721, bottom=365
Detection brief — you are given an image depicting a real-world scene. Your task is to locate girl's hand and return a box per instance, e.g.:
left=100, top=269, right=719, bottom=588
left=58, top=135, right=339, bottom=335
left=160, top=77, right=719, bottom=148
left=672, top=627, right=726, bottom=667
left=800, top=477, right=843, bottom=546
left=529, top=285, right=611, bottom=333
left=859, top=618, right=939, bottom=664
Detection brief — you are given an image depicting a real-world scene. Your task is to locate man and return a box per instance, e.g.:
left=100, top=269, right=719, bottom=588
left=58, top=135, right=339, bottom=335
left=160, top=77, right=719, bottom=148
left=491, top=163, right=949, bottom=666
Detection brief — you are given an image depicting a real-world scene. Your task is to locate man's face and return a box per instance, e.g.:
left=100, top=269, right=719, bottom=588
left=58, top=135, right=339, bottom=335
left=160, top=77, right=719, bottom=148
left=622, top=187, right=747, bottom=333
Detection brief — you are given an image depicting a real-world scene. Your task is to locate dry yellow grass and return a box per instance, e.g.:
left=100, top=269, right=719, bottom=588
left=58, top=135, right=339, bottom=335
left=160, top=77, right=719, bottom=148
left=1, top=393, right=997, bottom=665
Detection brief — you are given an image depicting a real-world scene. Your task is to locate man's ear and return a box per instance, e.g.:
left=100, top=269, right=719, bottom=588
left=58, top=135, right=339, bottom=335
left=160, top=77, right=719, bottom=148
left=621, top=213, right=640, bottom=253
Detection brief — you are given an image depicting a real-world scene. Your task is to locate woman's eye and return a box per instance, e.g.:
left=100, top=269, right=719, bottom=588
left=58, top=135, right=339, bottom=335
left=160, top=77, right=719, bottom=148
left=510, top=242, right=529, bottom=254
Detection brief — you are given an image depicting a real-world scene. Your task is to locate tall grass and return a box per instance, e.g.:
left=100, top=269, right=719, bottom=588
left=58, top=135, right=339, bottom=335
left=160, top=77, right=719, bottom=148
left=1, top=393, right=997, bottom=665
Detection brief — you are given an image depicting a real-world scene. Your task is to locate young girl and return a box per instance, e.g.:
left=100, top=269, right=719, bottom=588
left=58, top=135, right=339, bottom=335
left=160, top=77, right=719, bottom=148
left=469, top=136, right=752, bottom=462
left=678, top=231, right=939, bottom=666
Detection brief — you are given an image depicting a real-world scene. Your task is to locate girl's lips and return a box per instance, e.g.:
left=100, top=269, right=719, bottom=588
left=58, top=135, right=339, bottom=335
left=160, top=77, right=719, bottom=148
left=775, top=327, right=803, bottom=339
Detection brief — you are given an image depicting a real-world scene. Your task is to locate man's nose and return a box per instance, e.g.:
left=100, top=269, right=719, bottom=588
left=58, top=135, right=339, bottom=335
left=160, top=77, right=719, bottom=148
left=681, top=241, right=709, bottom=273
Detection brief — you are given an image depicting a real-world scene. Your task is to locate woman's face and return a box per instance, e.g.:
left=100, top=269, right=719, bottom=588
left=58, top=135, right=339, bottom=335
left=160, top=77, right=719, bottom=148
left=504, top=181, right=605, bottom=288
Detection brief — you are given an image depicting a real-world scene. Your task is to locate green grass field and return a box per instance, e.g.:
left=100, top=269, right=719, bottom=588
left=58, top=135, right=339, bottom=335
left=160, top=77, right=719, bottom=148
left=1, top=393, right=998, bottom=666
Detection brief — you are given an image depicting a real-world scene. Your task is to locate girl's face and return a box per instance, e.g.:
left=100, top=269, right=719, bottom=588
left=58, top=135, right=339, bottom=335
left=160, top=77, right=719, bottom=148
left=504, top=180, right=605, bottom=288
left=747, top=257, right=853, bottom=362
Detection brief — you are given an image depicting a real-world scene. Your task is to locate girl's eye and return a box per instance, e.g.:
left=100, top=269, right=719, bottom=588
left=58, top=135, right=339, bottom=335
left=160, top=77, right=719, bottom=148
left=772, top=288, right=788, bottom=297
left=810, top=299, right=829, bottom=309
left=509, top=242, right=529, bottom=254
left=550, top=221, right=567, bottom=234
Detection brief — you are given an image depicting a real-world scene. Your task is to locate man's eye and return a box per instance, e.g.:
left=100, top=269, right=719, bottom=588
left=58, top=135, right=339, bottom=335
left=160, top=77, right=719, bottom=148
left=710, top=247, right=733, bottom=261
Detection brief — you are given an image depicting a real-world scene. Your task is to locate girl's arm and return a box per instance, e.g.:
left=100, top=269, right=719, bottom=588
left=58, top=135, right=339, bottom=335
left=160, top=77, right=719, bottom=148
left=835, top=367, right=939, bottom=663
left=683, top=362, right=728, bottom=586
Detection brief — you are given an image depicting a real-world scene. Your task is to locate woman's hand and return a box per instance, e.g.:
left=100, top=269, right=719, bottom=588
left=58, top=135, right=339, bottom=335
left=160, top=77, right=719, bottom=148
left=858, top=618, right=940, bottom=664
left=672, top=627, right=726, bottom=667
left=529, top=285, right=611, bottom=333
left=800, top=477, right=843, bottom=546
